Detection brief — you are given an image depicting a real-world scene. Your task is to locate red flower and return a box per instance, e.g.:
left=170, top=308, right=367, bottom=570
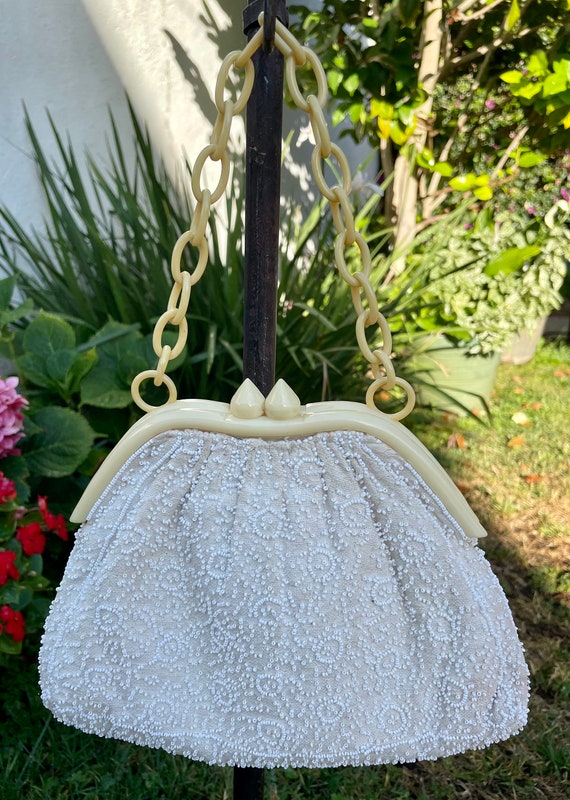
left=0, top=472, right=16, bottom=504
left=0, top=551, right=19, bottom=585
left=38, top=496, right=68, bottom=541
left=16, top=522, right=46, bottom=556
left=0, top=605, right=25, bottom=642
left=52, top=514, right=68, bottom=541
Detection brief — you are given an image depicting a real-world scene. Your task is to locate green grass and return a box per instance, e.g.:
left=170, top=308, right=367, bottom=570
left=1, top=341, right=569, bottom=799
left=408, top=341, right=570, bottom=532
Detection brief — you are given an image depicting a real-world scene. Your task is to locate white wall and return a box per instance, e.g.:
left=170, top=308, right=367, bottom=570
left=0, top=0, right=374, bottom=240
left=0, top=0, right=135, bottom=229
left=0, top=1, right=248, bottom=233
left=81, top=0, right=246, bottom=186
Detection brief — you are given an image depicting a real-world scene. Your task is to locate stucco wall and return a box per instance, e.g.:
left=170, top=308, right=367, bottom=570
left=0, top=0, right=135, bottom=229
left=0, top=1, right=373, bottom=240
left=81, top=0, right=246, bottom=185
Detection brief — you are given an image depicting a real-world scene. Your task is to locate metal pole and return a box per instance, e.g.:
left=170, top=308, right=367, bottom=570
left=234, top=2, right=288, bottom=799
left=241, top=0, right=288, bottom=396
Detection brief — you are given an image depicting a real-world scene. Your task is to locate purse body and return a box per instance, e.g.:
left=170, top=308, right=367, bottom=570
left=40, top=425, right=529, bottom=768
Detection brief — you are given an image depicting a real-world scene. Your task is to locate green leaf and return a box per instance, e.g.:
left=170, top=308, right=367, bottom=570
left=76, top=445, right=110, bottom=477
left=433, top=161, right=454, bottom=177
left=18, top=313, right=77, bottom=391
left=0, top=455, right=30, bottom=502
left=527, top=51, right=548, bottom=78
left=505, top=0, right=520, bottom=32
left=416, top=148, right=436, bottom=169
left=343, top=73, right=360, bottom=96
left=500, top=70, right=523, bottom=85
left=0, top=583, right=21, bottom=605
left=542, top=71, right=568, bottom=98
left=28, top=554, right=43, bottom=574
left=327, top=69, right=343, bottom=94
left=80, top=321, right=146, bottom=408
left=24, top=574, right=50, bottom=591
left=449, top=174, right=477, bottom=191
left=552, top=57, right=570, bottom=80
left=80, top=369, right=133, bottom=409
left=370, top=99, right=393, bottom=120
left=46, top=349, right=77, bottom=382
left=0, top=519, right=16, bottom=541
left=22, top=312, right=75, bottom=360
left=473, top=186, right=493, bottom=201
left=331, top=106, right=347, bottom=127
left=24, top=597, right=52, bottom=632
left=12, top=586, right=33, bottom=610
left=389, top=120, right=409, bottom=145
left=24, top=406, right=96, bottom=478
left=0, top=297, right=34, bottom=330
left=484, top=245, right=542, bottom=276
left=67, top=348, right=98, bottom=394
left=18, top=353, right=55, bottom=391
left=348, top=102, right=362, bottom=125
left=518, top=151, right=546, bottom=168
left=397, top=105, right=415, bottom=127
left=473, top=175, right=489, bottom=187
left=0, top=634, right=23, bottom=655
left=0, top=276, right=16, bottom=309
left=514, top=81, right=542, bottom=100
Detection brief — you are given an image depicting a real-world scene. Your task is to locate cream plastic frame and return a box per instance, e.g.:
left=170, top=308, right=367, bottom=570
left=71, top=388, right=486, bottom=539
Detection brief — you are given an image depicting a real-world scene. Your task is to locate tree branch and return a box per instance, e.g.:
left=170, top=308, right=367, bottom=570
left=380, top=138, right=395, bottom=224
left=456, top=0, right=505, bottom=22
left=441, top=27, right=533, bottom=76
left=491, top=125, right=529, bottom=177
left=455, top=0, right=485, bottom=15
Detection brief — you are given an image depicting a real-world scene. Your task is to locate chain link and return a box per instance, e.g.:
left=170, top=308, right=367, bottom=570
left=131, top=13, right=415, bottom=420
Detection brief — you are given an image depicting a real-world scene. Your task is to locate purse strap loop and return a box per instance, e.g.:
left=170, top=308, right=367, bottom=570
left=131, top=16, right=415, bottom=421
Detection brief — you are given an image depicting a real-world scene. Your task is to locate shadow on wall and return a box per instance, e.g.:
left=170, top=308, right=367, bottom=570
left=163, top=1, right=320, bottom=207
left=164, top=0, right=256, bottom=140
left=163, top=29, right=219, bottom=131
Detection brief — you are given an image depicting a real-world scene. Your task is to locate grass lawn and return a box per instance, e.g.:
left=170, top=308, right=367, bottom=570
left=1, top=341, right=568, bottom=799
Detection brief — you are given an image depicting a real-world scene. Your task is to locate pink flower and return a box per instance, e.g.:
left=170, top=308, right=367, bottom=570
left=0, top=377, right=28, bottom=459
left=485, top=99, right=496, bottom=110
left=561, top=188, right=570, bottom=201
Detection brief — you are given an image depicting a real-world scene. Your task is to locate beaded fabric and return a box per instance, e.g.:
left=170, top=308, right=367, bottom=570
left=39, top=429, right=529, bottom=769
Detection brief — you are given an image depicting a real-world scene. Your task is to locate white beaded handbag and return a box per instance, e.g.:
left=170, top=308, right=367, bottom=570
left=39, top=19, right=529, bottom=770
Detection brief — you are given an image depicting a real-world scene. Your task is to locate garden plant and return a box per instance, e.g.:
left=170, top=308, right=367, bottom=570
left=0, top=2, right=568, bottom=792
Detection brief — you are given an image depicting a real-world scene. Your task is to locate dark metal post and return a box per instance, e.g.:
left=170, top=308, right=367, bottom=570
left=233, top=764, right=266, bottom=800
left=233, top=2, right=288, bottom=799
left=241, top=0, right=288, bottom=396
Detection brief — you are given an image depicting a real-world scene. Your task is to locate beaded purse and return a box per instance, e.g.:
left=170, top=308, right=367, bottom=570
left=39, top=19, right=528, bottom=769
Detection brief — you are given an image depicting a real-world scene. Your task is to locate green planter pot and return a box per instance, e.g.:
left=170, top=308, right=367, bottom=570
left=411, top=336, right=501, bottom=415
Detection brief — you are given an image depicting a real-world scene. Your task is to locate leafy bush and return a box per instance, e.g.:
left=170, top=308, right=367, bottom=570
left=0, top=108, right=245, bottom=403
left=409, top=204, right=567, bottom=354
